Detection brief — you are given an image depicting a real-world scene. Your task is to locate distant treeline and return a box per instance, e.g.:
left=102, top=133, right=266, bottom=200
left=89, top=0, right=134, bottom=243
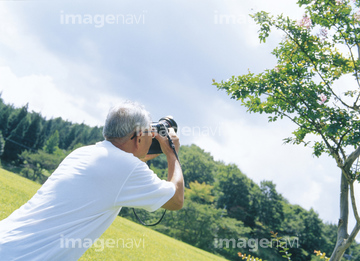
left=0, top=96, right=359, bottom=261
left=0, top=95, right=103, bottom=161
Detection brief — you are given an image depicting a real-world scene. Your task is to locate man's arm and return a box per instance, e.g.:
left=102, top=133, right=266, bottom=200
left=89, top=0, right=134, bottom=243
left=156, top=129, right=184, bottom=210
left=161, top=154, right=184, bottom=210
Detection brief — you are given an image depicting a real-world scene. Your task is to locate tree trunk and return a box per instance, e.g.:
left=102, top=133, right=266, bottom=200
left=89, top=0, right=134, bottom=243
left=329, top=173, right=349, bottom=261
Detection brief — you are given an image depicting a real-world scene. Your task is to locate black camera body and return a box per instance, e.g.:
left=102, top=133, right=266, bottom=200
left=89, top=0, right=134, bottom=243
left=147, top=116, right=178, bottom=154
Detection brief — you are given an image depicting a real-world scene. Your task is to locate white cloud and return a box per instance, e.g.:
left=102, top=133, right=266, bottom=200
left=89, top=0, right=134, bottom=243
left=0, top=3, right=24, bottom=50
left=0, top=3, right=128, bottom=127
left=0, top=66, right=94, bottom=124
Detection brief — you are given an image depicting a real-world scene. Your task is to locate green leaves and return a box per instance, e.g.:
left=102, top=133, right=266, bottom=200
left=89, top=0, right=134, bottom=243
left=251, top=11, right=272, bottom=43
left=270, top=231, right=292, bottom=260
left=185, top=181, right=215, bottom=204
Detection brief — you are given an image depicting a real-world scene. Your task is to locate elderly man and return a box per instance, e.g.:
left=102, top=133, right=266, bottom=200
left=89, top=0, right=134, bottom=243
left=0, top=101, right=184, bottom=260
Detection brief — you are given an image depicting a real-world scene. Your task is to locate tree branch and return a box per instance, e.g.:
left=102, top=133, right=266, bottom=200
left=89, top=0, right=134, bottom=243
left=344, top=146, right=360, bottom=173
left=338, top=172, right=349, bottom=239
left=347, top=222, right=360, bottom=248
left=355, top=42, right=360, bottom=106
left=350, top=181, right=360, bottom=223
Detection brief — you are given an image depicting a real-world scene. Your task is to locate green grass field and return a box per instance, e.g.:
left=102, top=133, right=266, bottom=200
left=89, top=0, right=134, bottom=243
left=0, top=168, right=227, bottom=261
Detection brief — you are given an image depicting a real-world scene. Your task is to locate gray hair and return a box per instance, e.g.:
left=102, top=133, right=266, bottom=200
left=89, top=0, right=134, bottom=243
left=102, top=101, right=152, bottom=139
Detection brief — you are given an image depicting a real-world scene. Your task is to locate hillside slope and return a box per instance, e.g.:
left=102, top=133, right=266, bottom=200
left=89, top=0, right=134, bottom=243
left=0, top=168, right=227, bottom=261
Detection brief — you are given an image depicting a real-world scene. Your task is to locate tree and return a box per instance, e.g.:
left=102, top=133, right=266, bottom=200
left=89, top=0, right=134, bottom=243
left=20, top=149, right=66, bottom=183
left=2, top=115, right=30, bottom=162
left=179, top=145, right=217, bottom=187
left=258, top=181, right=284, bottom=231
left=0, top=131, right=4, bottom=157
left=301, top=209, right=326, bottom=257
left=216, top=164, right=257, bottom=227
left=0, top=95, right=14, bottom=135
left=213, top=1, right=360, bottom=259
left=23, top=112, right=43, bottom=150
left=44, top=130, right=60, bottom=154
left=87, top=126, right=104, bottom=144
left=5, top=104, right=28, bottom=137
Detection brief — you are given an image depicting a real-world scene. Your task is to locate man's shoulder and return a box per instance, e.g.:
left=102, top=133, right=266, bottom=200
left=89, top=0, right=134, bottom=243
left=92, top=140, right=142, bottom=166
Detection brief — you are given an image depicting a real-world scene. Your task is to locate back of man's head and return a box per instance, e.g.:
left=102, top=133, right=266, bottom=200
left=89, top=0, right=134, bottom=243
left=102, top=101, right=151, bottom=140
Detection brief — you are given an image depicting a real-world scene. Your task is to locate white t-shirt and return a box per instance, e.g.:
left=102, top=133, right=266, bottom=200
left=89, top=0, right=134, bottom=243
left=0, top=140, right=175, bottom=260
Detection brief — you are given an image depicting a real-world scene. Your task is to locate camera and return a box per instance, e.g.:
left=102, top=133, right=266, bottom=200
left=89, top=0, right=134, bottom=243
left=147, top=116, right=178, bottom=154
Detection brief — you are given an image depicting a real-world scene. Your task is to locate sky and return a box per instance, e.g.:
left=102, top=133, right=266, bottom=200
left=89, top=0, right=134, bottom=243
left=1, top=0, right=359, bottom=238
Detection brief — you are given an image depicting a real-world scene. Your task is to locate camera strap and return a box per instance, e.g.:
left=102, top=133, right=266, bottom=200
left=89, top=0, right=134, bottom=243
left=132, top=131, right=180, bottom=226
left=166, top=132, right=181, bottom=164
left=132, top=207, right=167, bottom=227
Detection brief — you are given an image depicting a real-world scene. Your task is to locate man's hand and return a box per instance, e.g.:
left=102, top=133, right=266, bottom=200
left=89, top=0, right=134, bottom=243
left=155, top=128, right=180, bottom=157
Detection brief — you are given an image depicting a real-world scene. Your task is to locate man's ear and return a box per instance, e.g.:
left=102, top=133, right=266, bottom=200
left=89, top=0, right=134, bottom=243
left=134, top=132, right=142, bottom=148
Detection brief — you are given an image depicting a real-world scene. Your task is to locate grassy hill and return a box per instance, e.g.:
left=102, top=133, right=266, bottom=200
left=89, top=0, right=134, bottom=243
left=0, top=168, right=227, bottom=261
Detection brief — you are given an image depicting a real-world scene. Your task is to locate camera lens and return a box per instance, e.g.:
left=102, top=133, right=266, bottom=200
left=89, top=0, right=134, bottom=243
left=159, top=117, right=177, bottom=131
